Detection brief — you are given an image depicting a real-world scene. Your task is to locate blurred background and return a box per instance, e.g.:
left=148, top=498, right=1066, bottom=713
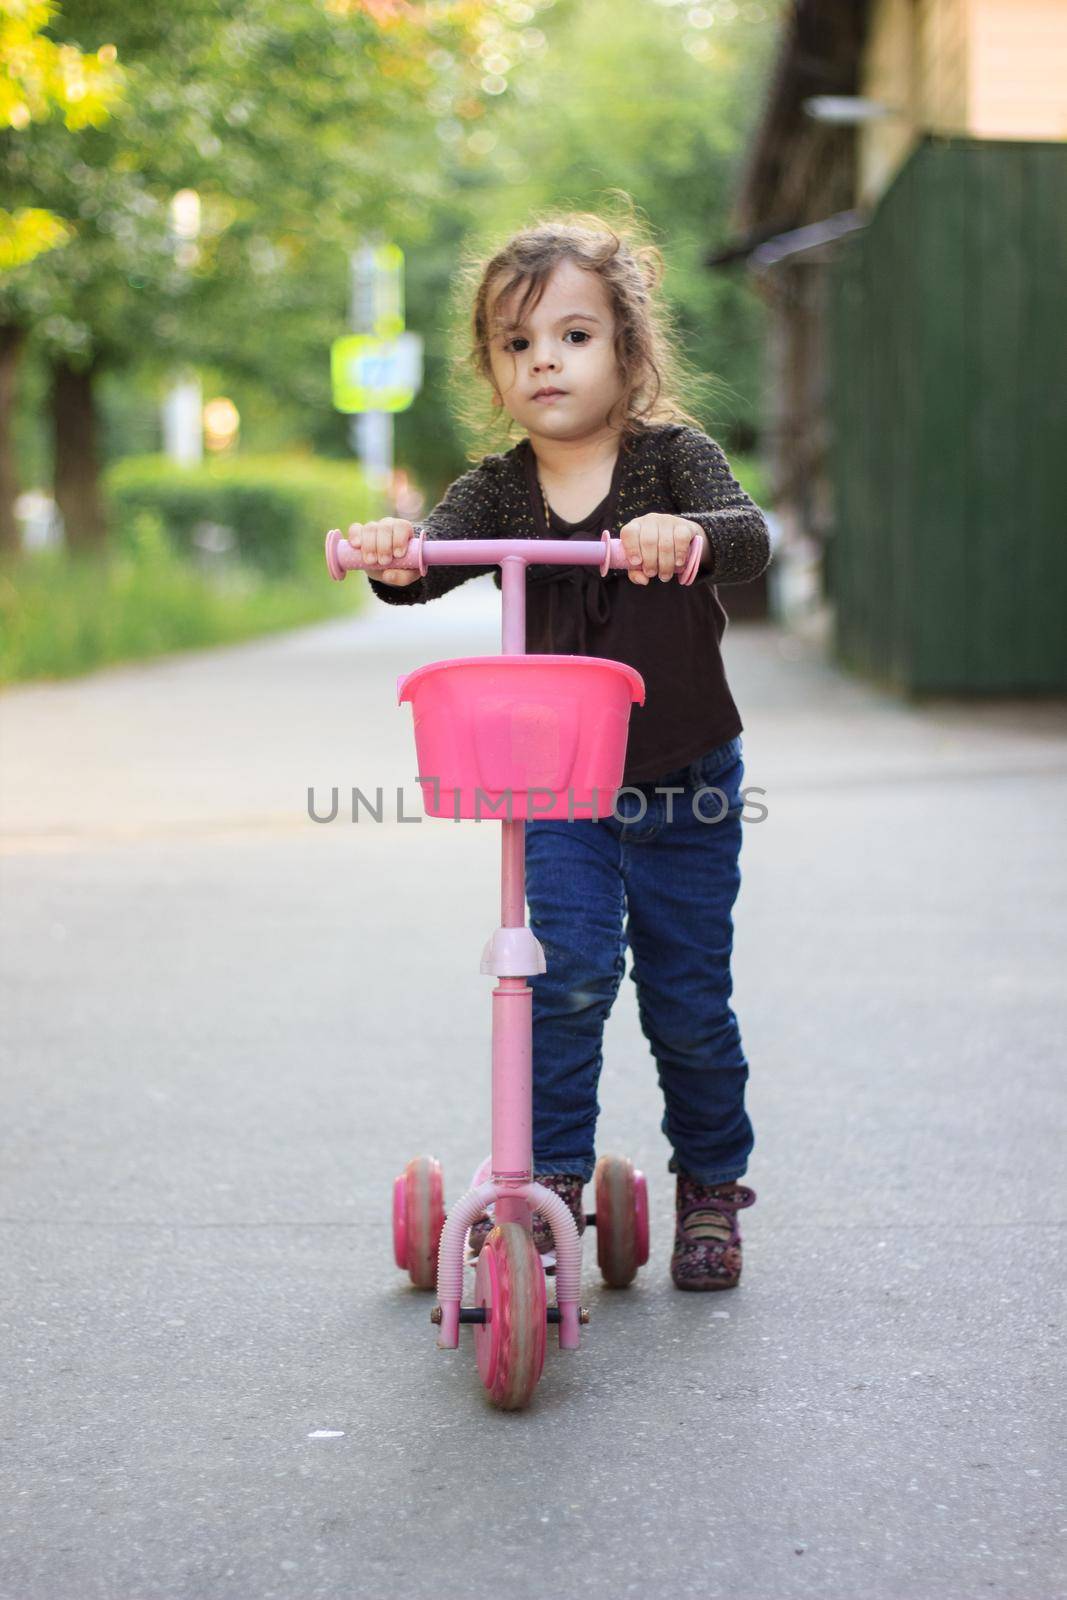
left=0, top=0, right=1064, bottom=689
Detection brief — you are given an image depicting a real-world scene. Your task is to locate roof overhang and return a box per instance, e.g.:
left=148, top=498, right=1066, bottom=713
left=706, top=208, right=868, bottom=273
left=731, top=0, right=871, bottom=233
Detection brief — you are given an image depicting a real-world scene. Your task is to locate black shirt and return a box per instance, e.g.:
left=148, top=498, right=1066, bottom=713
left=519, top=436, right=743, bottom=783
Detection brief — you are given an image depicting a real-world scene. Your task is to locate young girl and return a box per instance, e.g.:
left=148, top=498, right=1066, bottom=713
left=351, top=214, right=769, bottom=1290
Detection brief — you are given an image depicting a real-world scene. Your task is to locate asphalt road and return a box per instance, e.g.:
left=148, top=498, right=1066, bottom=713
left=1, top=578, right=1064, bottom=1599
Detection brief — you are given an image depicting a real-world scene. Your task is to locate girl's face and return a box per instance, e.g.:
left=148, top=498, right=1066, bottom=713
left=487, top=258, right=627, bottom=443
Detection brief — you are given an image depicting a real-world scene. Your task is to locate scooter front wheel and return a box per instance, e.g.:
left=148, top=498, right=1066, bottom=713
left=393, top=1155, right=445, bottom=1290
left=473, top=1222, right=547, bottom=1411
left=594, top=1154, right=650, bottom=1288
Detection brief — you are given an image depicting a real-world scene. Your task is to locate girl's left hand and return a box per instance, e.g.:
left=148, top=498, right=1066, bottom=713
left=618, top=514, right=707, bottom=585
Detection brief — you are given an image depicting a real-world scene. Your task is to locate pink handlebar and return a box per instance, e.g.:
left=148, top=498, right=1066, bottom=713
left=324, top=526, right=704, bottom=586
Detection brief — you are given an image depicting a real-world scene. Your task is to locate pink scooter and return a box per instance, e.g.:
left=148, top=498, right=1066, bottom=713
left=325, top=522, right=704, bottom=1410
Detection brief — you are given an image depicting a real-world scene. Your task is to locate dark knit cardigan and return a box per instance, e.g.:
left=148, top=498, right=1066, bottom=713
left=367, top=421, right=772, bottom=781
left=368, top=421, right=769, bottom=601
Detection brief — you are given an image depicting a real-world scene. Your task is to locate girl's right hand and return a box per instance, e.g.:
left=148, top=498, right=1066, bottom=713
left=347, top=518, right=422, bottom=587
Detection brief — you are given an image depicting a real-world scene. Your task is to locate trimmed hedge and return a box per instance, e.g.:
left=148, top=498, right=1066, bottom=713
left=105, top=453, right=374, bottom=577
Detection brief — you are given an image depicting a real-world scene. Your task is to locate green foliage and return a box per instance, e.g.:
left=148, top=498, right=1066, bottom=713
left=0, top=522, right=359, bottom=684
left=398, top=0, right=778, bottom=468
left=0, top=206, right=70, bottom=270
left=105, top=452, right=374, bottom=577
left=1, top=0, right=123, bottom=132
left=729, top=451, right=768, bottom=509
left=0, top=0, right=123, bottom=271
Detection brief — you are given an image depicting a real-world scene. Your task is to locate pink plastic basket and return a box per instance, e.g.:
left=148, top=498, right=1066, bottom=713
left=397, top=655, right=646, bottom=820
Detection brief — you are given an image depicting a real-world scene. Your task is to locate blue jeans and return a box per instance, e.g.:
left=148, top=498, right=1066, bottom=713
left=523, top=735, right=753, bottom=1186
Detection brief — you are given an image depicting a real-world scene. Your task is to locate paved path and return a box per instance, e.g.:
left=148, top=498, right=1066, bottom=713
left=1, top=579, right=1064, bottom=1599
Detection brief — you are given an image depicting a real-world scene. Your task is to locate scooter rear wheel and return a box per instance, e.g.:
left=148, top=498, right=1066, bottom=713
left=473, top=1222, right=547, bottom=1411
left=594, top=1154, right=650, bottom=1288
left=393, top=1155, right=445, bottom=1290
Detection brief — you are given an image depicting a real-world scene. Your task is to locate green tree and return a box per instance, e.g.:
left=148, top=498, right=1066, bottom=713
left=1, top=0, right=121, bottom=265
left=0, top=0, right=121, bottom=552
left=0, top=0, right=523, bottom=552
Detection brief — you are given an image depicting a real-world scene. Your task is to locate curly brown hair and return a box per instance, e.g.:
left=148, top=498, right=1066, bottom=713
left=448, top=197, right=717, bottom=459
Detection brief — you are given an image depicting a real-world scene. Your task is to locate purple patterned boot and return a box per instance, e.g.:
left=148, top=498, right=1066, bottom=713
left=670, top=1170, right=757, bottom=1291
left=466, top=1173, right=587, bottom=1265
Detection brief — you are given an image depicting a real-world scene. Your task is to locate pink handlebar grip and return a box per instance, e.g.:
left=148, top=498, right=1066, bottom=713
left=325, top=528, right=346, bottom=581
left=324, top=527, right=704, bottom=585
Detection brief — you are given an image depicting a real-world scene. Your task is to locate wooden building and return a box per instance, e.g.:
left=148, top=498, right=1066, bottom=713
left=711, top=0, right=1067, bottom=693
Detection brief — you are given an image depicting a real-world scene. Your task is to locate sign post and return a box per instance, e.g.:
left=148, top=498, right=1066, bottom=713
left=333, top=239, right=423, bottom=509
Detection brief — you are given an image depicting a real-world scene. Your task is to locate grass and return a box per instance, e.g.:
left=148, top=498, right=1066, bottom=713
left=0, top=529, right=361, bottom=686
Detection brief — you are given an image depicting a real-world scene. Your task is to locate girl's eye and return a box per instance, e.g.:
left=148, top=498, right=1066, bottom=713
left=502, top=329, right=591, bottom=352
